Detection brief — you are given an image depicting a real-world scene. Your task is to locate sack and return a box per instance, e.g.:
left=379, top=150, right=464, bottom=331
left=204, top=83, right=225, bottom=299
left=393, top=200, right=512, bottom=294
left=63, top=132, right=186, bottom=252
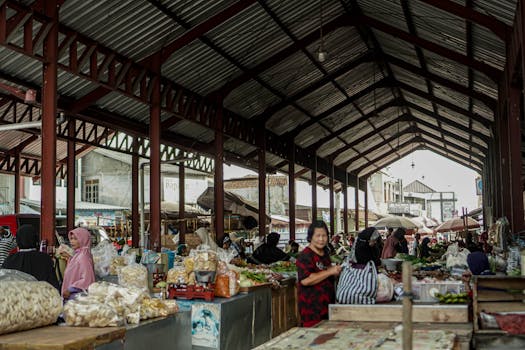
left=376, top=273, right=394, bottom=303
left=336, top=260, right=378, bottom=304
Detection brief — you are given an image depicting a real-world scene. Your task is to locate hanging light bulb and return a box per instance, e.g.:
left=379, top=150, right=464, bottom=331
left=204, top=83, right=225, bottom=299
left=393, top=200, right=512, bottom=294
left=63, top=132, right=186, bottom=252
left=316, top=0, right=327, bottom=63
left=411, top=161, right=415, bottom=169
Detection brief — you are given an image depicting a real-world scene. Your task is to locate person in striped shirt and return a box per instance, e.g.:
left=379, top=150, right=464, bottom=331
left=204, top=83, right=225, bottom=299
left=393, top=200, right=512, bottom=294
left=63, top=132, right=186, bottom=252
left=0, top=226, right=17, bottom=266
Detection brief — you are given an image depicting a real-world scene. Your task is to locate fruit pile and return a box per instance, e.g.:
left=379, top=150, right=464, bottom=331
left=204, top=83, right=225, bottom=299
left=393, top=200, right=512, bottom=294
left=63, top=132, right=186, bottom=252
left=435, top=292, right=469, bottom=304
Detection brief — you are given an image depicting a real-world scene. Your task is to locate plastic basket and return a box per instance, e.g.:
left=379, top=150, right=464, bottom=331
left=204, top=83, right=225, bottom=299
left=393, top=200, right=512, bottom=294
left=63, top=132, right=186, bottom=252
left=412, top=281, right=463, bottom=302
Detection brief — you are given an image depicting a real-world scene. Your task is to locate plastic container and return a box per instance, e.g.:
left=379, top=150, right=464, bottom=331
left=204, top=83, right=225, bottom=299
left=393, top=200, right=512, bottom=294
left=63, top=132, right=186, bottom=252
left=412, top=281, right=463, bottom=302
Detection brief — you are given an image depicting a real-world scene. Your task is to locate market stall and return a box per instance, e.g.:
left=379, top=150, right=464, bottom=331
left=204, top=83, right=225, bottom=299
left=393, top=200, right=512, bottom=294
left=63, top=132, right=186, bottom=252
left=0, top=313, right=191, bottom=350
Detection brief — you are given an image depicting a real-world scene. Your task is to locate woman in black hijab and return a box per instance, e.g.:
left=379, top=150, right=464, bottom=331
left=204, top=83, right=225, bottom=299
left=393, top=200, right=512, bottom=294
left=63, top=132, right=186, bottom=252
left=2, top=224, right=59, bottom=289
left=354, top=227, right=381, bottom=268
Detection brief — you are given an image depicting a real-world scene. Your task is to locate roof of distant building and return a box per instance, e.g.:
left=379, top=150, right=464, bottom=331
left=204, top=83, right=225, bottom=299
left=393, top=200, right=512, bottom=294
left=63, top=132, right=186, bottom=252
left=403, top=180, right=436, bottom=194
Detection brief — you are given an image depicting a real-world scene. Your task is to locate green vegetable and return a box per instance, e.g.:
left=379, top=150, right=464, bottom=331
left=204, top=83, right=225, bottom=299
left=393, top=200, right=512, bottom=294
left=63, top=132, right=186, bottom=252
left=241, top=270, right=267, bottom=283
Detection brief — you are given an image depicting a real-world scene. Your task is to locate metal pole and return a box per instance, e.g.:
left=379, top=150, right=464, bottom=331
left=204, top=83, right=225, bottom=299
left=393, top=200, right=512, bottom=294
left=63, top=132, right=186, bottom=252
left=343, top=174, right=348, bottom=234
left=288, top=145, right=296, bottom=240
left=131, top=138, right=139, bottom=248
left=140, top=164, right=146, bottom=248
left=149, top=55, right=161, bottom=252
left=355, top=177, right=359, bottom=231
left=179, top=165, right=186, bottom=244
left=214, top=97, right=225, bottom=244
left=364, top=177, right=369, bottom=227
left=329, top=163, right=335, bottom=235
left=311, top=158, right=317, bottom=221
left=66, top=118, right=76, bottom=232
left=41, top=0, right=58, bottom=243
left=258, top=143, right=266, bottom=237
left=14, top=155, right=20, bottom=214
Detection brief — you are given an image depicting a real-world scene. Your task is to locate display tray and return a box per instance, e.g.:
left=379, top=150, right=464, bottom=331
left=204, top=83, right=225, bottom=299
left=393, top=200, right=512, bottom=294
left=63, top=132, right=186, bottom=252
left=239, top=282, right=272, bottom=293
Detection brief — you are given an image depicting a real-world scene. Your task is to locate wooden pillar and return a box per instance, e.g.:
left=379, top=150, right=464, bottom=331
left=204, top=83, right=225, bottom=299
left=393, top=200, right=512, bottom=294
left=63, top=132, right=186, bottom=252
left=288, top=145, right=296, bottom=240
left=41, top=0, right=58, bottom=243
left=149, top=55, right=161, bottom=252
left=499, top=92, right=511, bottom=223
left=179, top=165, right=186, bottom=244
left=329, top=164, right=335, bottom=235
left=311, top=157, right=317, bottom=222
left=131, top=137, right=139, bottom=248
left=355, top=177, right=359, bottom=232
left=214, top=99, right=225, bottom=244
left=66, top=118, right=76, bottom=232
left=343, top=174, right=348, bottom=234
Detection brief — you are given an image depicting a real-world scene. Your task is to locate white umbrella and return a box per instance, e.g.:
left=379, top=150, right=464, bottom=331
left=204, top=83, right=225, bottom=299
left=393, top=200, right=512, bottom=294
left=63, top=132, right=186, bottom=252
left=372, top=216, right=418, bottom=229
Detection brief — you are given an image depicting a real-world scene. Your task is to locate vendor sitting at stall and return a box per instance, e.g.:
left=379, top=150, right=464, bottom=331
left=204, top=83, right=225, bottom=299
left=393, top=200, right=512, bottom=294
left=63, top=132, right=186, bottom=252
left=462, top=251, right=494, bottom=297
left=250, top=232, right=289, bottom=265
left=2, top=224, right=59, bottom=290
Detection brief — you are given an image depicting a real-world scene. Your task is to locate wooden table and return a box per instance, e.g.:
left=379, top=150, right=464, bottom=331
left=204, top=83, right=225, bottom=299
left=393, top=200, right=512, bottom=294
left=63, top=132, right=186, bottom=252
left=0, top=325, right=125, bottom=350
left=254, top=321, right=467, bottom=349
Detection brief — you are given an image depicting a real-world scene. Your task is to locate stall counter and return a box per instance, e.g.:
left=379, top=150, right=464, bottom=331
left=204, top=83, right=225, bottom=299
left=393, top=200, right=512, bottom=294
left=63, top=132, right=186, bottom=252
left=0, top=312, right=191, bottom=350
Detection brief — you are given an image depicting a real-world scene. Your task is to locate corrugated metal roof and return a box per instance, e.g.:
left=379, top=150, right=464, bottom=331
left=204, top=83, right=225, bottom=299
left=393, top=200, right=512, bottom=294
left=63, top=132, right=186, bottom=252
left=0, top=0, right=518, bottom=182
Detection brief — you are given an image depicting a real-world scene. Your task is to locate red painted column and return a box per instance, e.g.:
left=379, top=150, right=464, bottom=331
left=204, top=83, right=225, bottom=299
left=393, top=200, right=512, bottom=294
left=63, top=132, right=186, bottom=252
left=364, top=176, right=369, bottom=227
left=131, top=137, right=139, bottom=248
left=343, top=174, right=349, bottom=235
left=66, top=118, right=76, bottom=232
left=355, top=177, right=360, bottom=232
left=329, top=164, right=335, bottom=235
left=149, top=56, right=161, bottom=252
left=14, top=155, right=20, bottom=213
left=311, top=157, right=317, bottom=222
left=214, top=99, right=225, bottom=244
left=41, top=0, right=58, bottom=242
left=258, top=131, right=266, bottom=237
left=179, top=164, right=186, bottom=244
left=288, top=145, right=296, bottom=241
left=508, top=86, right=524, bottom=232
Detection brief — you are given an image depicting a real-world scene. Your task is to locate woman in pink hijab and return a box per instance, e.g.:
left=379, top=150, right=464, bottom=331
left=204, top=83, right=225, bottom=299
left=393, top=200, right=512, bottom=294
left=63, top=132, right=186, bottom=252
left=61, top=227, right=95, bottom=300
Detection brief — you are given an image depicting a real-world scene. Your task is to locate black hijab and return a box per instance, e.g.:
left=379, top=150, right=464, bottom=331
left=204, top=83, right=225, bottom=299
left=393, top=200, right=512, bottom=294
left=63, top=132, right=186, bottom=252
left=2, top=225, right=59, bottom=289
left=355, top=227, right=381, bottom=267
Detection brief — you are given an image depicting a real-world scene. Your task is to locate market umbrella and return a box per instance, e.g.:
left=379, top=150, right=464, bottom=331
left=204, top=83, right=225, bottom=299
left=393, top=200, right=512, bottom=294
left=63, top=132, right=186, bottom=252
left=372, top=216, right=418, bottom=229
left=417, top=226, right=434, bottom=235
left=435, top=216, right=480, bottom=233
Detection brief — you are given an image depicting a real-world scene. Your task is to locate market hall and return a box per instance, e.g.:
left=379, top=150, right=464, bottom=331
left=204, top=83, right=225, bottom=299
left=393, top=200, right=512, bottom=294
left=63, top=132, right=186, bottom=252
left=0, top=0, right=524, bottom=349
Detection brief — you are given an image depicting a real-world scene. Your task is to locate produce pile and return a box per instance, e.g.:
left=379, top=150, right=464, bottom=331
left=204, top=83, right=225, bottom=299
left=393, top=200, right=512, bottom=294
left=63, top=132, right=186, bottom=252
left=435, top=292, right=469, bottom=304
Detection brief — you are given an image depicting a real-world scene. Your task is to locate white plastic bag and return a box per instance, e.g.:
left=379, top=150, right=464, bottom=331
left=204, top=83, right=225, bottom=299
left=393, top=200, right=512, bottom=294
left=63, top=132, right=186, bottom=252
left=92, top=240, right=118, bottom=277
left=376, top=273, right=394, bottom=303
left=0, top=281, right=62, bottom=335
left=118, top=262, right=148, bottom=291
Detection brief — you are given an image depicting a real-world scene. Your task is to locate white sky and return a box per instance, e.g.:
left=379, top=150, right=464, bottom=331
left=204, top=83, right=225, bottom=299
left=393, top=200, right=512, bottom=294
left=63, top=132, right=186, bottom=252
left=223, top=149, right=481, bottom=212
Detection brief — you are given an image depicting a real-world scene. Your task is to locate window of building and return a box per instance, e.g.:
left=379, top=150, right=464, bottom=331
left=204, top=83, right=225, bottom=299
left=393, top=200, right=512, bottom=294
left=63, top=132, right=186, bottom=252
left=84, top=179, right=99, bottom=203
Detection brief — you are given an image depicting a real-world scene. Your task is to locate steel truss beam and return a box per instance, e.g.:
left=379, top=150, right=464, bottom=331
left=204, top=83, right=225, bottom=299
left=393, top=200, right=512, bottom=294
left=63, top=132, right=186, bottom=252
left=0, top=0, right=362, bottom=188
left=355, top=138, right=420, bottom=174
left=0, top=94, right=214, bottom=175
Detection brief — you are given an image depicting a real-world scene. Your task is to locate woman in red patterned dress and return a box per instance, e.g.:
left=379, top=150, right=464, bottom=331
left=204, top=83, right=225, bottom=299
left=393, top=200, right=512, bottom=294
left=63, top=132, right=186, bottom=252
left=296, top=220, right=342, bottom=327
